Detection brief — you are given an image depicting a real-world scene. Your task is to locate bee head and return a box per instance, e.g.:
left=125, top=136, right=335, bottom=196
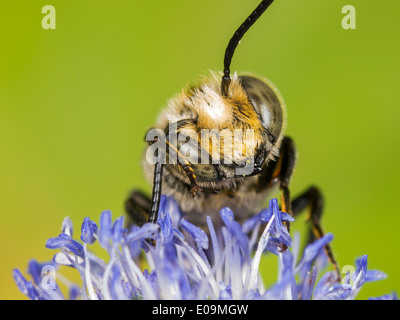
left=159, top=72, right=285, bottom=187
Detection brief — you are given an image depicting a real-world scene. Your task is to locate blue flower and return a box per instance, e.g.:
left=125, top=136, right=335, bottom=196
left=180, top=218, right=209, bottom=250
left=80, top=217, right=98, bottom=244
left=99, top=210, right=112, bottom=248
left=13, top=196, right=396, bottom=300
left=45, top=233, right=84, bottom=258
left=368, top=292, right=398, bottom=300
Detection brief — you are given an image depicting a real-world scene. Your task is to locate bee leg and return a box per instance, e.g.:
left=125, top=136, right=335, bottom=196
left=125, top=190, right=152, bottom=227
left=255, top=136, right=296, bottom=228
left=125, top=163, right=163, bottom=248
left=291, top=186, right=341, bottom=281
left=270, top=137, right=340, bottom=279
left=164, top=140, right=203, bottom=198
left=181, top=163, right=203, bottom=198
left=277, top=136, right=297, bottom=231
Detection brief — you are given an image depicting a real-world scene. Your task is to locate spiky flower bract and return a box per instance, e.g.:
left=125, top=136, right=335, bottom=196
left=13, top=196, right=394, bottom=300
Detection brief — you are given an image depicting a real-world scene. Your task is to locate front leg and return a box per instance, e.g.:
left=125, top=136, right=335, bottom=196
left=125, top=190, right=152, bottom=227
left=291, top=186, right=340, bottom=280
left=165, top=140, right=203, bottom=198
left=276, top=136, right=297, bottom=225
left=256, top=136, right=297, bottom=230
left=256, top=136, right=340, bottom=279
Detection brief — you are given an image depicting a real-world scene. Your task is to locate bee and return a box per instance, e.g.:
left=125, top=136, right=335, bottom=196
left=125, top=0, right=339, bottom=276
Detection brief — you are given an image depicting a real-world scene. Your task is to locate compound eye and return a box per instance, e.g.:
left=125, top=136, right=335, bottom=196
left=259, top=105, right=272, bottom=131
left=240, top=76, right=284, bottom=143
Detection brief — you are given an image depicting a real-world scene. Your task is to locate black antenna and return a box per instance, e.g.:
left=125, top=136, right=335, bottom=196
left=148, top=162, right=164, bottom=224
left=221, top=0, right=275, bottom=97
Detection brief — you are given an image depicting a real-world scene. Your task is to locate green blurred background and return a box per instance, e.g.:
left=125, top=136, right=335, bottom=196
left=1, top=0, right=399, bottom=299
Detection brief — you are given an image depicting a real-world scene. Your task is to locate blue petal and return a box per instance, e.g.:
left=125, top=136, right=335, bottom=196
left=27, top=260, right=58, bottom=289
left=263, top=250, right=295, bottom=300
left=263, top=275, right=292, bottom=300
left=180, top=218, right=209, bottom=250
left=158, top=209, right=173, bottom=243
left=323, top=285, right=352, bottom=300
left=220, top=207, right=249, bottom=257
left=365, top=270, right=387, bottom=282
left=26, top=281, right=41, bottom=300
left=313, top=271, right=338, bottom=300
left=126, top=226, right=141, bottom=258
left=66, top=240, right=85, bottom=258
left=261, top=209, right=286, bottom=222
left=121, top=279, right=134, bottom=299
left=27, top=260, right=43, bottom=285
left=260, top=198, right=295, bottom=223
left=62, top=217, right=73, bottom=237
left=353, top=255, right=368, bottom=288
left=270, top=199, right=283, bottom=238
left=281, top=248, right=294, bottom=271
left=13, top=270, right=42, bottom=300
left=260, top=208, right=271, bottom=221
left=220, top=207, right=235, bottom=225
left=303, top=233, right=333, bottom=263
left=264, top=237, right=285, bottom=255
left=99, top=210, right=112, bottom=247
left=219, top=283, right=232, bottom=300
left=165, top=196, right=182, bottom=228
left=276, top=227, right=293, bottom=247
left=129, top=241, right=141, bottom=259
left=126, top=223, right=159, bottom=244
left=280, top=212, right=295, bottom=222
left=242, top=212, right=262, bottom=234
left=244, top=289, right=261, bottom=300
left=46, top=233, right=84, bottom=257
left=69, top=285, right=81, bottom=300
left=143, top=269, right=158, bottom=294
left=368, top=292, right=398, bottom=300
left=172, top=228, right=185, bottom=245
left=355, top=255, right=368, bottom=274
left=110, top=265, right=123, bottom=300
left=301, top=266, right=317, bottom=300
left=160, top=245, right=193, bottom=299
left=260, top=199, right=294, bottom=240
left=111, top=216, right=125, bottom=245
left=80, top=217, right=98, bottom=244
left=314, top=246, right=328, bottom=271
left=46, top=233, right=70, bottom=249
left=158, top=195, right=167, bottom=217
left=281, top=250, right=296, bottom=297
left=13, top=269, right=28, bottom=295
left=163, top=241, right=178, bottom=261
left=353, top=270, right=366, bottom=289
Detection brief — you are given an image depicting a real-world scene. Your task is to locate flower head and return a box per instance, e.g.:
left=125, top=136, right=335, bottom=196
left=13, top=197, right=395, bottom=300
